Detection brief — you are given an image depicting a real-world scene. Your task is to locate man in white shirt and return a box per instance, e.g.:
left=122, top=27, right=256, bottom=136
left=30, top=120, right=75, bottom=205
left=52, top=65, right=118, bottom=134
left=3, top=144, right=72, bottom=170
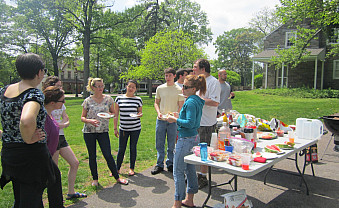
left=152, top=68, right=185, bottom=175
left=218, top=69, right=235, bottom=114
left=193, top=59, right=221, bottom=189
left=175, top=68, right=188, bottom=88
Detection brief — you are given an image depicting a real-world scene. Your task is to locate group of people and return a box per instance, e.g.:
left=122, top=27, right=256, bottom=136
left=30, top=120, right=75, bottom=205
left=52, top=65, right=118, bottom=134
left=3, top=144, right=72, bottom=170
left=150, top=59, right=234, bottom=208
left=0, top=53, right=234, bottom=208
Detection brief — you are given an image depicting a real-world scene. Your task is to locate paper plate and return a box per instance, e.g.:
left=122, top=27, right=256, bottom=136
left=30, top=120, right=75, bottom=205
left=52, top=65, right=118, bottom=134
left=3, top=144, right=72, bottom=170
left=257, top=132, right=277, bottom=140
left=130, top=113, right=141, bottom=118
left=261, top=152, right=279, bottom=159
left=97, top=112, right=114, bottom=119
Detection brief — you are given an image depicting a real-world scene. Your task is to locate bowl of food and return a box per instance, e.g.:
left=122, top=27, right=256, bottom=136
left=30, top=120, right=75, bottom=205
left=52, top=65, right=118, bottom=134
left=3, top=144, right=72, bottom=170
left=209, top=150, right=230, bottom=162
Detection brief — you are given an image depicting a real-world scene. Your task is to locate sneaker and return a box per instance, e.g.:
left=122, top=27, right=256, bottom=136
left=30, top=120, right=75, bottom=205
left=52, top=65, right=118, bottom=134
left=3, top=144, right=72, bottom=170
left=167, top=165, right=173, bottom=173
left=151, top=166, right=164, bottom=175
left=198, top=174, right=208, bottom=189
left=334, top=145, right=339, bottom=152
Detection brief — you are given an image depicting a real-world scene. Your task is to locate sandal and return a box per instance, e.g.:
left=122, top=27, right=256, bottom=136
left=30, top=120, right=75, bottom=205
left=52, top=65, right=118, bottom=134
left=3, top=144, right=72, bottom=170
left=128, top=170, right=135, bottom=176
left=66, top=192, right=87, bottom=200
left=117, top=178, right=128, bottom=185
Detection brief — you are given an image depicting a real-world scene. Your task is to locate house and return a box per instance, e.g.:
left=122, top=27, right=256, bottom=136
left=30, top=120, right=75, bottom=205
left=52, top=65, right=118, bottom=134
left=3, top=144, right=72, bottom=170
left=59, top=60, right=84, bottom=94
left=252, top=19, right=339, bottom=90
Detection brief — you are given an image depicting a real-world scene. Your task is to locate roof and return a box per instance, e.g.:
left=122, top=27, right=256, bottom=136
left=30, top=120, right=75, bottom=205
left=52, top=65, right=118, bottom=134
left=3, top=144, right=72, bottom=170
left=252, top=48, right=326, bottom=63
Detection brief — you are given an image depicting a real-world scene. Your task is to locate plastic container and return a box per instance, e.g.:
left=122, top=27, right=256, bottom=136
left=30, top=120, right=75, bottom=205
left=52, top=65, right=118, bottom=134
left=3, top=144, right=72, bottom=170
left=218, top=122, right=231, bottom=150
left=199, top=143, right=208, bottom=161
left=296, top=118, right=323, bottom=140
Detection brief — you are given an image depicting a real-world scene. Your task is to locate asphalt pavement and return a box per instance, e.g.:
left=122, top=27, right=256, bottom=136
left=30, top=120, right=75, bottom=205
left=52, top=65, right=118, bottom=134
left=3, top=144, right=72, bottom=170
left=67, top=123, right=339, bottom=208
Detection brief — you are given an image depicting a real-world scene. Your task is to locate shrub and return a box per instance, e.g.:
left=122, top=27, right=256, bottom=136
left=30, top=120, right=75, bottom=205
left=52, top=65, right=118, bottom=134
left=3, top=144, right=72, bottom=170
left=254, top=74, right=263, bottom=89
left=253, top=87, right=339, bottom=98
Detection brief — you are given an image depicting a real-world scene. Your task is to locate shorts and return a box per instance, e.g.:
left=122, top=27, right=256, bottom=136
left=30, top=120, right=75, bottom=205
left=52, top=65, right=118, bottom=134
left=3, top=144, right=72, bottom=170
left=56, top=135, right=69, bottom=150
left=197, top=124, right=217, bottom=146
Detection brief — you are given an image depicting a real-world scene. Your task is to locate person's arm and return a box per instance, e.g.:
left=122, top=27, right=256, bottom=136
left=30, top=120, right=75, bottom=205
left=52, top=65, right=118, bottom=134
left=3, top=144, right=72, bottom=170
left=177, top=100, right=184, bottom=112
left=203, top=98, right=219, bottom=107
left=137, top=106, right=143, bottom=117
left=81, top=106, right=99, bottom=127
left=113, top=103, right=120, bottom=138
left=154, top=98, right=162, bottom=119
left=59, top=110, right=70, bottom=129
left=20, top=101, right=44, bottom=144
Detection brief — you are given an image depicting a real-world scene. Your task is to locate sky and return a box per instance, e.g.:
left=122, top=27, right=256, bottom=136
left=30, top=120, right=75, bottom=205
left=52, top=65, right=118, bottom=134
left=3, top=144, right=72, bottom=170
left=112, top=0, right=281, bottom=59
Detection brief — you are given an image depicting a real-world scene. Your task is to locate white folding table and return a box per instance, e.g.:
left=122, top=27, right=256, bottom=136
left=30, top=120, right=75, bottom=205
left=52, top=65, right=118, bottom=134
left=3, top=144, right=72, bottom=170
left=184, top=136, right=318, bottom=208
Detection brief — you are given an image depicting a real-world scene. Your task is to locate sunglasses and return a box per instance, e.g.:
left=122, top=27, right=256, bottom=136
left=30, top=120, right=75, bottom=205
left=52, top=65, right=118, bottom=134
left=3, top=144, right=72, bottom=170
left=183, top=85, right=194, bottom=90
left=41, top=68, right=48, bottom=74
left=55, top=99, right=65, bottom=103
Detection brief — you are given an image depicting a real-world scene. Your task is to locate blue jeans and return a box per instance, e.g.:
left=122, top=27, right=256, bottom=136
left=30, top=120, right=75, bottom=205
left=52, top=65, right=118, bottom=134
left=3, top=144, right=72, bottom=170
left=173, top=135, right=200, bottom=201
left=155, top=119, right=177, bottom=168
left=84, top=133, right=119, bottom=180
left=117, top=129, right=141, bottom=170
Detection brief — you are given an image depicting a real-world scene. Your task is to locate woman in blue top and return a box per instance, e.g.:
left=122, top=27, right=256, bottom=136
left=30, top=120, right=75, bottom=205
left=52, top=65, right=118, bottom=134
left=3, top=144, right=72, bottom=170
left=167, top=74, right=206, bottom=208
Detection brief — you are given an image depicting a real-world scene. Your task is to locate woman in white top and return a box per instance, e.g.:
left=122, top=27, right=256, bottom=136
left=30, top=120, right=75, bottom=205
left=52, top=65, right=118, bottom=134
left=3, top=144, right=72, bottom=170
left=81, top=77, right=128, bottom=186
left=114, top=80, right=143, bottom=176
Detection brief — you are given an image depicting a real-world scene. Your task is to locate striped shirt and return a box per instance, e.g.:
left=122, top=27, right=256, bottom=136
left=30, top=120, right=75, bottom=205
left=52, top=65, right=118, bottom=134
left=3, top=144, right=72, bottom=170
left=115, top=95, right=143, bottom=131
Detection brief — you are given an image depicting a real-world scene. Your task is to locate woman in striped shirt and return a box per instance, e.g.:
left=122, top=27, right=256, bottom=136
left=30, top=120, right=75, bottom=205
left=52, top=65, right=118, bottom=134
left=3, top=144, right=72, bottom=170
left=114, top=80, right=143, bottom=176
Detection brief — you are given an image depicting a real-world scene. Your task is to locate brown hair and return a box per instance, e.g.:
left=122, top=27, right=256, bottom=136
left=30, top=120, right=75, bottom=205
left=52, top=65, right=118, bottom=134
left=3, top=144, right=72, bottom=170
left=42, top=76, right=60, bottom=90
left=164, top=67, right=176, bottom=75
left=185, top=74, right=206, bottom=96
left=43, top=86, right=65, bottom=105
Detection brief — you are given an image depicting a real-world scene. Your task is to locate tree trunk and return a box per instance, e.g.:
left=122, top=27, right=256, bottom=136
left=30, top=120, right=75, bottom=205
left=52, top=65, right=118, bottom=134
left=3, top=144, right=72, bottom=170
left=147, top=78, right=152, bottom=98
left=82, top=29, right=91, bottom=98
left=52, top=54, right=59, bottom=76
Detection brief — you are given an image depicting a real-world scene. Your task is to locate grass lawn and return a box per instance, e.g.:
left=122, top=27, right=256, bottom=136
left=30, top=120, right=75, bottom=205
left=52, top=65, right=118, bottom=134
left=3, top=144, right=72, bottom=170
left=0, top=90, right=338, bottom=207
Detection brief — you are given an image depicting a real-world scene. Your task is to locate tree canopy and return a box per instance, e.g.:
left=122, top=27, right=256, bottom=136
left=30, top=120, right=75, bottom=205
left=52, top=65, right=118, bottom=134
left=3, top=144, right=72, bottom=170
left=123, top=30, right=205, bottom=81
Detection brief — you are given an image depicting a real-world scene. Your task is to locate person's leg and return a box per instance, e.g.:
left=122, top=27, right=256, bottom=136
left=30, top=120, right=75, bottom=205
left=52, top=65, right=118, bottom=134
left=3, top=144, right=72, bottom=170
left=83, top=133, right=98, bottom=180
left=183, top=135, right=200, bottom=206
left=155, top=119, right=166, bottom=168
left=59, top=146, right=79, bottom=195
left=129, top=130, right=141, bottom=170
left=47, top=161, right=64, bottom=208
left=52, top=150, right=60, bottom=165
left=12, top=180, right=44, bottom=208
left=117, top=129, right=129, bottom=171
left=97, top=132, right=119, bottom=179
left=166, top=122, right=178, bottom=169
left=173, top=137, right=188, bottom=202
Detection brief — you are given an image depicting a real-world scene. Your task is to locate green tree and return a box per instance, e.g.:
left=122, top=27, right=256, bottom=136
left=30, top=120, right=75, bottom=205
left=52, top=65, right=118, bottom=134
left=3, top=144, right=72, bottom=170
left=122, top=30, right=205, bottom=97
left=13, top=0, right=75, bottom=76
left=165, top=0, right=212, bottom=45
left=272, top=0, right=339, bottom=68
left=214, top=28, right=263, bottom=86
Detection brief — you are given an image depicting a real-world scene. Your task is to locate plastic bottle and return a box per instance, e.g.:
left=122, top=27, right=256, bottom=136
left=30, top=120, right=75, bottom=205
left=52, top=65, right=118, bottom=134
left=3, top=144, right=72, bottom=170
left=218, top=122, right=231, bottom=150
left=245, top=118, right=257, bottom=148
left=199, top=143, right=208, bottom=161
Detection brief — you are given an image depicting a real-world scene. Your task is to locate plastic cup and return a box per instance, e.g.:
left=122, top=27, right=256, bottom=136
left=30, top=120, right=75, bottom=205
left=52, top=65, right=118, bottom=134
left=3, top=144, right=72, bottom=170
left=288, top=131, right=294, bottom=140
left=241, top=153, right=251, bottom=170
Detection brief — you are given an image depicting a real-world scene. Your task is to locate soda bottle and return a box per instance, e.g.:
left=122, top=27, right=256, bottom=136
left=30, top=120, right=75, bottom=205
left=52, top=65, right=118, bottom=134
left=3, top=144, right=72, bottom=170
left=218, top=122, right=231, bottom=150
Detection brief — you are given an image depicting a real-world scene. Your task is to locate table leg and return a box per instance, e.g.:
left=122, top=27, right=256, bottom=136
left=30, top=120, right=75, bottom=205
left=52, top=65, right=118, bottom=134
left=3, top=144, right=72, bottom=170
left=295, top=152, right=310, bottom=195
left=202, top=166, right=212, bottom=208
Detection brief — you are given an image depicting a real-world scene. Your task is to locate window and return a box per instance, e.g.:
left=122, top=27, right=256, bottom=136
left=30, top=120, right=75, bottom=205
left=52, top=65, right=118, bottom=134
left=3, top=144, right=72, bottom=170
left=333, top=60, right=339, bottom=79
left=285, top=31, right=297, bottom=48
left=329, top=28, right=339, bottom=44
left=68, top=71, right=71, bottom=79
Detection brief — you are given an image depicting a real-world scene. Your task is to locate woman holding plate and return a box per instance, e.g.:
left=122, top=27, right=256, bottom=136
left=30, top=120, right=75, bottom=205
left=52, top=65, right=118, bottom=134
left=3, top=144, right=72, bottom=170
left=114, top=80, right=143, bottom=176
left=81, top=77, right=128, bottom=186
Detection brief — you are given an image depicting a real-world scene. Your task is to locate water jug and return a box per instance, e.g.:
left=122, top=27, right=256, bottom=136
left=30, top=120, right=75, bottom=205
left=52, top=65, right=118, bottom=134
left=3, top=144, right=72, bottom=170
left=296, top=118, right=323, bottom=140
left=199, top=143, right=208, bottom=161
